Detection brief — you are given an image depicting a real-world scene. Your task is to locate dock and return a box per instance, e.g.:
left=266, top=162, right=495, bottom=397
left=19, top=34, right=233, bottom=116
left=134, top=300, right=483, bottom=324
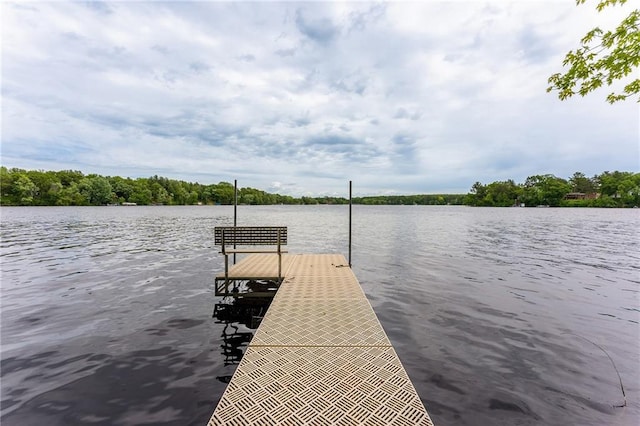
left=208, top=253, right=434, bottom=426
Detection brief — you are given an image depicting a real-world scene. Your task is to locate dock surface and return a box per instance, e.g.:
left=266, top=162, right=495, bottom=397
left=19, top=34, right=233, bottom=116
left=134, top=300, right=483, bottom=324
left=209, top=253, right=434, bottom=426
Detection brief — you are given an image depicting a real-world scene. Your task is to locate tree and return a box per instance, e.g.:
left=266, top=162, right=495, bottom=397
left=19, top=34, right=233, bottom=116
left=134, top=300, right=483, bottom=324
left=129, top=180, right=152, bottom=205
left=13, top=173, right=38, bottom=205
left=110, top=176, right=134, bottom=202
left=596, top=170, right=639, bottom=205
left=57, top=182, right=87, bottom=206
left=547, top=0, right=639, bottom=103
left=301, top=196, right=318, bottom=205
left=598, top=170, right=634, bottom=196
left=149, top=182, right=170, bottom=204
left=27, top=170, right=62, bottom=205
left=485, top=180, right=522, bottom=206
left=79, top=176, right=113, bottom=205
left=56, top=170, right=85, bottom=186
left=569, top=171, right=597, bottom=193
left=522, top=174, right=572, bottom=207
left=213, top=182, right=235, bottom=204
left=186, top=190, right=199, bottom=205
left=465, top=181, right=487, bottom=206
left=465, top=180, right=522, bottom=206
left=1, top=167, right=14, bottom=204
left=168, top=180, right=188, bottom=204
left=618, top=173, right=640, bottom=206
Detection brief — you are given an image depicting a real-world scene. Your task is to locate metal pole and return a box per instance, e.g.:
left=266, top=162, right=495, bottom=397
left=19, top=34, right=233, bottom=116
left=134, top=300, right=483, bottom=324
left=233, top=179, right=237, bottom=265
left=349, top=180, right=352, bottom=267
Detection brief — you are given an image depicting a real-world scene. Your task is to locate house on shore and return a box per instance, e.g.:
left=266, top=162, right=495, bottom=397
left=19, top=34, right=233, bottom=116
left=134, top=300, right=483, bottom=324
left=564, top=192, right=598, bottom=200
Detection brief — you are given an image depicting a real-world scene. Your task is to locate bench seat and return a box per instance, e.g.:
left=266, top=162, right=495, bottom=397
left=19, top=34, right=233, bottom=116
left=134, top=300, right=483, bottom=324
left=215, top=226, right=288, bottom=287
left=222, top=249, right=289, bottom=254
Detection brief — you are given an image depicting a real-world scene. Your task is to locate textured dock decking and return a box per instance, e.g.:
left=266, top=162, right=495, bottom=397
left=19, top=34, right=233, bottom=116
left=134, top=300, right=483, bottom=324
left=215, top=253, right=295, bottom=281
left=208, top=253, right=434, bottom=426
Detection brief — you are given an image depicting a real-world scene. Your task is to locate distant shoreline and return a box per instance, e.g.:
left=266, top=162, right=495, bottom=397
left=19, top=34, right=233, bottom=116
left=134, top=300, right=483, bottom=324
left=1, top=167, right=638, bottom=208
left=0, top=202, right=635, bottom=209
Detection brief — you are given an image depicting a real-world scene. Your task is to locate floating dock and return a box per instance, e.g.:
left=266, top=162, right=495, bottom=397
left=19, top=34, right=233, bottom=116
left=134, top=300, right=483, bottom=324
left=208, top=253, right=433, bottom=426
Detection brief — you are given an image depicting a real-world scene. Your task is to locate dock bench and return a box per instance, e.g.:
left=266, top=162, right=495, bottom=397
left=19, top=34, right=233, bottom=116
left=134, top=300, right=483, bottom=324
left=214, top=226, right=288, bottom=293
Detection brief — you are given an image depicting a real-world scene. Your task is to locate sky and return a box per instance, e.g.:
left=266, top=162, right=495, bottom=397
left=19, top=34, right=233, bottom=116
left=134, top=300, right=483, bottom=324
left=2, top=0, right=638, bottom=196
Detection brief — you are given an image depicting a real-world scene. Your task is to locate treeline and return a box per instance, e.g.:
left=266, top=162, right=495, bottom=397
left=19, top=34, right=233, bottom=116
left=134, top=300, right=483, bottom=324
left=0, top=167, right=302, bottom=206
left=0, top=167, right=465, bottom=207
left=465, top=171, right=640, bottom=207
left=353, top=194, right=464, bottom=205
left=2, top=167, right=637, bottom=207
left=0, top=167, right=464, bottom=206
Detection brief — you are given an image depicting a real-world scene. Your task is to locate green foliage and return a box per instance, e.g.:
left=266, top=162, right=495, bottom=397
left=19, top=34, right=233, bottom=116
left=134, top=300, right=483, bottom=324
left=14, top=173, right=38, bottom=205
left=129, top=181, right=152, bottom=205
left=2, top=167, right=637, bottom=208
left=0, top=168, right=324, bottom=206
left=465, top=170, right=638, bottom=208
left=79, top=176, right=113, bottom=205
left=56, top=182, right=86, bottom=206
left=0, top=167, right=11, bottom=204
left=560, top=198, right=593, bottom=207
left=522, top=174, right=572, bottom=207
left=548, top=0, right=639, bottom=103
left=598, top=170, right=640, bottom=205
left=466, top=180, right=522, bottom=207
left=210, top=181, right=235, bottom=205
left=353, top=194, right=464, bottom=205
left=592, top=194, right=621, bottom=207
left=110, top=176, right=134, bottom=201
left=569, top=172, right=598, bottom=193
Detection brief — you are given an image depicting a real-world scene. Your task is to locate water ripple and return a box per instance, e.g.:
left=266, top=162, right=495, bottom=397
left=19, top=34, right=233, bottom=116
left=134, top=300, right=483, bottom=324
left=1, top=205, right=638, bottom=426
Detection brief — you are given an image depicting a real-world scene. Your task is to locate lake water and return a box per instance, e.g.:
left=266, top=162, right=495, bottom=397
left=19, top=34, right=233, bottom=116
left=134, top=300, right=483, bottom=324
left=1, top=205, right=638, bottom=426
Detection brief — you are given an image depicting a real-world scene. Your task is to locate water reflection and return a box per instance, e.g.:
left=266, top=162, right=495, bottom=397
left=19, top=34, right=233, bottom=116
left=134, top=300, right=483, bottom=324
left=1, top=317, right=219, bottom=426
left=211, top=297, right=271, bottom=378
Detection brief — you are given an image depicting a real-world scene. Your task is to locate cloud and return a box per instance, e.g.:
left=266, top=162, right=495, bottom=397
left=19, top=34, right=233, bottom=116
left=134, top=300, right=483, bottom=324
left=393, top=108, right=422, bottom=121
left=1, top=1, right=637, bottom=196
left=295, top=8, right=340, bottom=44
left=189, top=61, right=210, bottom=73
left=275, top=48, right=296, bottom=57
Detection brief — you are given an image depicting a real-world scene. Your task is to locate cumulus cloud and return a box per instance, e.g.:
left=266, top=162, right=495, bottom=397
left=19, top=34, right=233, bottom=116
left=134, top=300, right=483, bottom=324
left=1, top=1, right=637, bottom=196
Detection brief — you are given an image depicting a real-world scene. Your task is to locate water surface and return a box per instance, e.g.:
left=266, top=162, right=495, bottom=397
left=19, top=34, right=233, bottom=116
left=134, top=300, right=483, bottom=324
left=1, top=206, right=638, bottom=425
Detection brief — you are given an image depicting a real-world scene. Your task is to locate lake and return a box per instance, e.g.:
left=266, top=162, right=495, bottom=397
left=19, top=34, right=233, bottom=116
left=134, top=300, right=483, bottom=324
left=1, top=205, right=638, bottom=425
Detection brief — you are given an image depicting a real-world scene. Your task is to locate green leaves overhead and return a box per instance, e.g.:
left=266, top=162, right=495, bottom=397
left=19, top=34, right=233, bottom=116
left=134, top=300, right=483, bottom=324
left=547, top=0, right=639, bottom=103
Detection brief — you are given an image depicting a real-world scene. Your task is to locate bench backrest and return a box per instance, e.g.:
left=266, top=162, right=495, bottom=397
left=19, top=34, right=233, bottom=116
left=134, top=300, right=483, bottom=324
left=214, top=226, right=288, bottom=246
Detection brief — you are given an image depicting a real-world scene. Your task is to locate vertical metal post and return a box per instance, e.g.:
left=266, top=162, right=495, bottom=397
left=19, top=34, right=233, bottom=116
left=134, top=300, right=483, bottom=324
left=349, top=180, right=352, bottom=267
left=222, top=233, right=229, bottom=291
left=277, top=228, right=282, bottom=282
left=233, top=179, right=237, bottom=265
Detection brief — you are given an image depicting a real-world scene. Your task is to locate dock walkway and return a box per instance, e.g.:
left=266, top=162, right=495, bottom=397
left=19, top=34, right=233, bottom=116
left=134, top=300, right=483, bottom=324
left=208, top=253, right=434, bottom=426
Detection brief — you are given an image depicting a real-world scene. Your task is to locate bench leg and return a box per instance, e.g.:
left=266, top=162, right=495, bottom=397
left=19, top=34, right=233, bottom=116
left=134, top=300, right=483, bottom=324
left=278, top=252, right=282, bottom=282
left=224, top=253, right=229, bottom=292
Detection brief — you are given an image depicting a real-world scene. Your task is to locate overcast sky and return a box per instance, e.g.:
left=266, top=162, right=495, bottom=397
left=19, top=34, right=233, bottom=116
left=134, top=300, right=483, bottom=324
left=2, top=1, right=638, bottom=196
